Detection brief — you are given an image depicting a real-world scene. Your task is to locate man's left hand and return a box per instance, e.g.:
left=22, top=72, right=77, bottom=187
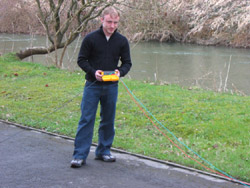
left=115, top=69, right=120, bottom=77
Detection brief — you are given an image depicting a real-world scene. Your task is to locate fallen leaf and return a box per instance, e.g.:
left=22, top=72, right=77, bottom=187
left=213, top=144, right=219, bottom=149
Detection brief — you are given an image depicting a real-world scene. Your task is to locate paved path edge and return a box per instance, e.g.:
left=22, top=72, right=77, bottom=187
left=0, top=119, right=240, bottom=185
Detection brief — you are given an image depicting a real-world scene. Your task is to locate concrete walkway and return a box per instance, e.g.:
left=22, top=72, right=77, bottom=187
left=0, top=121, right=246, bottom=188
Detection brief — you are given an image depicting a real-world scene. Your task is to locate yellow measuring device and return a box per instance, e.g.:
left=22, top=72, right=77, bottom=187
left=101, top=71, right=119, bottom=82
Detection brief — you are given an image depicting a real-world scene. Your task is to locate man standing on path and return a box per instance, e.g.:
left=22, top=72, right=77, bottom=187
left=71, top=6, right=132, bottom=168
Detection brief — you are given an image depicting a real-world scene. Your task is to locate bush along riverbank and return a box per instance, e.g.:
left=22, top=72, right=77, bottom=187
left=0, top=0, right=249, bottom=48
left=0, top=54, right=250, bottom=183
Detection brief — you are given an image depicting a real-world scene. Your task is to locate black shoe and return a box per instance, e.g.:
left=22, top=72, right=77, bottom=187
left=70, top=159, right=86, bottom=168
left=95, top=154, right=116, bottom=162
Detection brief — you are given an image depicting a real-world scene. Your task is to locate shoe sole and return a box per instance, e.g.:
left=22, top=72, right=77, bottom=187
left=95, top=156, right=116, bottom=162
left=70, top=161, right=85, bottom=168
left=71, top=164, right=82, bottom=168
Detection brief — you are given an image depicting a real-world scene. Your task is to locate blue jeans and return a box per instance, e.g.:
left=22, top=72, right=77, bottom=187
left=73, top=81, right=118, bottom=160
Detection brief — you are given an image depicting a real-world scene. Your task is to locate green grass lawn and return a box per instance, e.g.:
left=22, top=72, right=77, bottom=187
left=1, top=54, right=250, bottom=183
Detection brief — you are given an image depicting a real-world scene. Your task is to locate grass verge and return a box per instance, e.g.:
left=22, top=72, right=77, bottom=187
left=0, top=54, right=250, bottom=183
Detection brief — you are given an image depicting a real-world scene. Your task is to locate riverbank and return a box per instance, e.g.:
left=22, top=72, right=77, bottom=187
left=0, top=54, right=250, bottom=182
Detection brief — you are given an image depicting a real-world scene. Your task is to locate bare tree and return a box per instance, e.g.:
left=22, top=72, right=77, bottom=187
left=16, top=0, right=118, bottom=67
left=119, top=0, right=186, bottom=43
left=0, top=0, right=40, bottom=34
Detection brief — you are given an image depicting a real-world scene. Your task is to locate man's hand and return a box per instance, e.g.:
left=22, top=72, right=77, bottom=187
left=115, top=69, right=120, bottom=77
left=95, top=70, right=103, bottom=81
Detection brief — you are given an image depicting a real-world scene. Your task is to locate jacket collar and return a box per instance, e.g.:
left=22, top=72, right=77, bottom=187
left=99, top=26, right=117, bottom=38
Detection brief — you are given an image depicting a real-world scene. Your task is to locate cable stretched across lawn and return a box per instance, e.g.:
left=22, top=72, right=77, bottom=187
left=120, top=79, right=250, bottom=187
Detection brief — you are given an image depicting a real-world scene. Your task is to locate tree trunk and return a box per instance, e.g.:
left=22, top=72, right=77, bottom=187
left=16, top=46, right=57, bottom=60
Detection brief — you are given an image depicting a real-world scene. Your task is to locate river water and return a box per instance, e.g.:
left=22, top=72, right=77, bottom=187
left=1, top=33, right=250, bottom=95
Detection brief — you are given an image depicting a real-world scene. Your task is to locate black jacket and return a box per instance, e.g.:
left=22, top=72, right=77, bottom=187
left=77, top=27, right=132, bottom=82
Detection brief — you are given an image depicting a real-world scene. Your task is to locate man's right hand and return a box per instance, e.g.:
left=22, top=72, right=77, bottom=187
left=95, top=70, right=103, bottom=81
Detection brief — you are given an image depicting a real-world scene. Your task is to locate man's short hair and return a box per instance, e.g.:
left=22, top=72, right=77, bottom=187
left=101, top=6, right=120, bottom=18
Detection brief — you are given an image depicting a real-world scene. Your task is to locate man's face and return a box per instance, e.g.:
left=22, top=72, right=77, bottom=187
left=101, top=14, right=120, bottom=37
